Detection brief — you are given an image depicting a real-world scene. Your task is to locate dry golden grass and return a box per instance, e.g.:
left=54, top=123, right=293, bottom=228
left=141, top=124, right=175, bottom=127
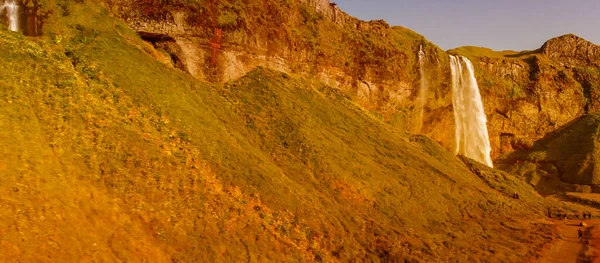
left=0, top=1, right=589, bottom=262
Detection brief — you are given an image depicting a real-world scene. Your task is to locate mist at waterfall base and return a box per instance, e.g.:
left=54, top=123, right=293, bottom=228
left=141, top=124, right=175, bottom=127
left=449, top=55, right=494, bottom=168
left=1, top=0, right=18, bottom=32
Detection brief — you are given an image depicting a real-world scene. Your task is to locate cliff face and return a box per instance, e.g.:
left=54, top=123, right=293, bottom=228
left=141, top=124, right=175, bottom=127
left=442, top=35, right=600, bottom=187
left=105, top=0, right=451, bottom=132
left=105, top=1, right=600, bottom=180
left=452, top=35, right=600, bottom=162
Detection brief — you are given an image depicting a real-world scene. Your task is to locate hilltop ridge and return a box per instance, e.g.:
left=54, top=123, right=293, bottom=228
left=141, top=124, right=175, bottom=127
left=111, top=0, right=600, bottom=172
left=449, top=34, right=599, bottom=62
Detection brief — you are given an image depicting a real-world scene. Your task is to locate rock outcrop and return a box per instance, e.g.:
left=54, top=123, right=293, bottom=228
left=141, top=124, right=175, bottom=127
left=541, top=34, right=600, bottom=67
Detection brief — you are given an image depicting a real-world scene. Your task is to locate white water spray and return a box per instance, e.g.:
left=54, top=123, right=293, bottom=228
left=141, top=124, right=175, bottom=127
left=449, top=55, right=493, bottom=167
left=1, top=0, right=18, bottom=32
left=415, top=45, right=428, bottom=133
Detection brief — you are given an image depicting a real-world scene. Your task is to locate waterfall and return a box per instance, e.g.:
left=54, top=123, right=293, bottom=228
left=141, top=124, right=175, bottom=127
left=414, top=45, right=428, bottom=133
left=1, top=0, right=18, bottom=32
left=449, top=55, right=493, bottom=168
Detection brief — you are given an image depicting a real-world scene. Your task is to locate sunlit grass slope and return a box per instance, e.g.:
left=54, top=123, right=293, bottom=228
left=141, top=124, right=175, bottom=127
left=0, top=1, right=565, bottom=262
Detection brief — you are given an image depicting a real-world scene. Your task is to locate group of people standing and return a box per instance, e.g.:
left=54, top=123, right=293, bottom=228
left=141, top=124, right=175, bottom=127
left=554, top=212, right=593, bottom=220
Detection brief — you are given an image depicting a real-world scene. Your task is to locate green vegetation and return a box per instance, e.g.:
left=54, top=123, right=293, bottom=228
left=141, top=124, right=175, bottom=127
left=508, top=83, right=526, bottom=99
left=448, top=46, right=519, bottom=59
left=105, top=0, right=454, bottom=134
left=0, top=1, right=587, bottom=262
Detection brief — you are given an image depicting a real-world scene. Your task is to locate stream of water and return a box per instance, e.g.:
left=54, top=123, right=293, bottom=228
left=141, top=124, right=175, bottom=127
left=449, top=55, right=493, bottom=167
left=2, top=0, right=18, bottom=32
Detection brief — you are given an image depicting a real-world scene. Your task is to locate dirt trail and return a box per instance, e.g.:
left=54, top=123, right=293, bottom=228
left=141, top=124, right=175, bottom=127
left=539, top=219, right=600, bottom=263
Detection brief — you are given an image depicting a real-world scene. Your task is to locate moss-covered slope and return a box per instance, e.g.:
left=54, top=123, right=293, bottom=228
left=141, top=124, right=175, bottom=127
left=0, top=1, right=565, bottom=262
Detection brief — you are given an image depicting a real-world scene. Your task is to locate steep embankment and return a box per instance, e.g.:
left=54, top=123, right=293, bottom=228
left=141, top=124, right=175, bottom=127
left=0, top=1, right=563, bottom=262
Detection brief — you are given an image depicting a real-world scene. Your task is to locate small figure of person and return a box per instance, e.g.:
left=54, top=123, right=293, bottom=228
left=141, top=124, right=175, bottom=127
left=578, top=229, right=583, bottom=242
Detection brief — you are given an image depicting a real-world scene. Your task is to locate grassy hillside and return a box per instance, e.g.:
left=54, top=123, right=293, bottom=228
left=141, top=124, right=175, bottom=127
left=447, top=46, right=523, bottom=59
left=0, top=1, right=574, bottom=262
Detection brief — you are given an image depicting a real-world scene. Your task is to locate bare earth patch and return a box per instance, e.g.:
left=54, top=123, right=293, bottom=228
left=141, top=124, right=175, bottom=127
left=539, top=218, right=600, bottom=262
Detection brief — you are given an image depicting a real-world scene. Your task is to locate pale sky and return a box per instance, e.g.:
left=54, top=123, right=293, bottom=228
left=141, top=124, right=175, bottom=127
left=334, top=0, right=600, bottom=51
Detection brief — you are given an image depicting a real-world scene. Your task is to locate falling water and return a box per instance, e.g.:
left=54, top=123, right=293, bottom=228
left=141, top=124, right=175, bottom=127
left=1, top=0, right=18, bottom=32
left=449, top=55, right=493, bottom=167
left=414, top=45, right=428, bottom=133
